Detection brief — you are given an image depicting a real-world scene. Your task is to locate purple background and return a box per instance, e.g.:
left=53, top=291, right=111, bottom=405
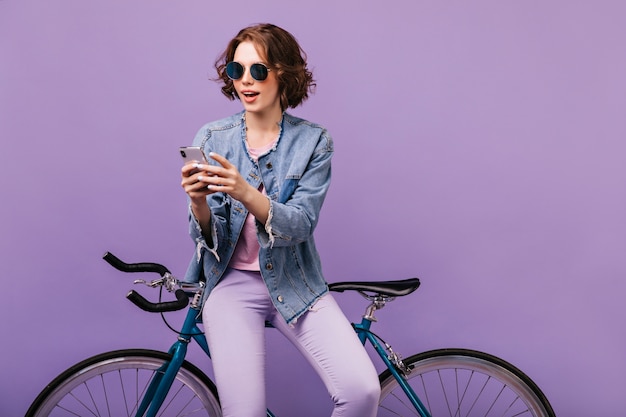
left=2, top=1, right=625, bottom=415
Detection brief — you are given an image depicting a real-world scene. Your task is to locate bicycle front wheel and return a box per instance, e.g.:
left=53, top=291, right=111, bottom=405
left=378, top=348, right=555, bottom=417
left=26, top=349, right=222, bottom=417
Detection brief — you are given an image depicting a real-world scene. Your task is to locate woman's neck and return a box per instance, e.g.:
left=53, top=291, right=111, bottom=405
left=244, top=110, right=282, bottom=148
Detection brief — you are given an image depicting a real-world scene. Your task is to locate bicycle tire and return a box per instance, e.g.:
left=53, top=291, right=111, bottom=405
left=26, top=349, right=222, bottom=417
left=378, top=348, right=555, bottom=417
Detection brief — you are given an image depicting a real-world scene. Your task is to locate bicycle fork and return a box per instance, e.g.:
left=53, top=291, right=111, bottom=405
left=137, top=343, right=188, bottom=417
left=136, top=302, right=209, bottom=417
left=355, top=295, right=433, bottom=417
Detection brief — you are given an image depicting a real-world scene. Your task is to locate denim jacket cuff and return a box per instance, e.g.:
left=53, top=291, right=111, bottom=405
left=189, top=204, right=220, bottom=262
left=257, top=197, right=279, bottom=248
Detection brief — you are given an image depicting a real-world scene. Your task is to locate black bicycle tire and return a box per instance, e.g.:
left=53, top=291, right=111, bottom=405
left=378, top=348, right=555, bottom=417
left=26, top=348, right=221, bottom=417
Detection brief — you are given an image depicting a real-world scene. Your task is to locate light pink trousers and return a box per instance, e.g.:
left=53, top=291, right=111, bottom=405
left=202, top=268, right=380, bottom=417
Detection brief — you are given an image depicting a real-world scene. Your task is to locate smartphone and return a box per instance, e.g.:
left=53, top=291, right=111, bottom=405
left=179, top=146, right=208, bottom=164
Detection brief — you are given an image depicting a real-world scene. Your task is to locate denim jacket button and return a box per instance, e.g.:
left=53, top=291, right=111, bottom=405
left=266, top=263, right=273, bottom=270
left=266, top=162, right=273, bottom=169
left=277, top=295, right=284, bottom=303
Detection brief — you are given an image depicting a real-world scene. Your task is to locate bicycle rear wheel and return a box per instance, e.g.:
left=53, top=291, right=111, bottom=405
left=378, top=348, right=555, bottom=417
left=26, top=349, right=222, bottom=417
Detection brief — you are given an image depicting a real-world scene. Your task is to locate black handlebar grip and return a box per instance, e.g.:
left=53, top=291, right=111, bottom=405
left=126, top=289, right=189, bottom=313
left=103, top=252, right=170, bottom=276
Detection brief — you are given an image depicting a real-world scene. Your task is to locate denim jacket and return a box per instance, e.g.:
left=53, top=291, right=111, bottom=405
left=183, top=111, right=333, bottom=324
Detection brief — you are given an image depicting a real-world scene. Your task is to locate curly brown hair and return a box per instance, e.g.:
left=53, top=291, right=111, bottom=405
left=215, top=23, right=316, bottom=110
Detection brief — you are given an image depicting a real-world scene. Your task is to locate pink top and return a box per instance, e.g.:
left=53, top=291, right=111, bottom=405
left=229, top=139, right=276, bottom=271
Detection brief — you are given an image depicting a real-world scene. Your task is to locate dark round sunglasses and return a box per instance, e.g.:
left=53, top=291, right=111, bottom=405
left=225, top=62, right=270, bottom=82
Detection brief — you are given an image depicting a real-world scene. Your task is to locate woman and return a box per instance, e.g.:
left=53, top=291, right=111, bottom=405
left=181, top=23, right=380, bottom=417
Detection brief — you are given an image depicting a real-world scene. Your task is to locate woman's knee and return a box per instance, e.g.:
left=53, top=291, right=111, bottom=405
left=354, top=380, right=380, bottom=411
left=334, top=370, right=381, bottom=413
left=356, top=375, right=381, bottom=404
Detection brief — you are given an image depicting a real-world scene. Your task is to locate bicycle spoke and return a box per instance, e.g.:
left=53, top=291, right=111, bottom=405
left=454, top=368, right=472, bottom=417
left=436, top=369, right=453, bottom=417
left=117, top=370, right=130, bottom=417
left=419, top=374, right=432, bottom=415
left=130, top=368, right=155, bottom=417
left=379, top=391, right=420, bottom=416
left=484, top=384, right=505, bottom=416
left=87, top=379, right=104, bottom=416
left=506, top=396, right=531, bottom=417
left=160, top=386, right=208, bottom=417
left=68, top=387, right=100, bottom=417
left=53, top=403, right=83, bottom=417
left=458, top=373, right=482, bottom=415
left=100, top=374, right=112, bottom=417
left=159, top=382, right=191, bottom=417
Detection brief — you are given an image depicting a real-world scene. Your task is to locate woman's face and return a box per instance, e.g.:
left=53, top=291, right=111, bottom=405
left=232, top=41, right=281, bottom=118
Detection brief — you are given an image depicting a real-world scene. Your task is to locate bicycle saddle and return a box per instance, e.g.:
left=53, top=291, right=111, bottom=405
left=328, top=278, right=420, bottom=297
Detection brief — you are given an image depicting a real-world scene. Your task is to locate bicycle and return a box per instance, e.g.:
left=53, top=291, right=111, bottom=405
left=27, top=252, right=555, bottom=417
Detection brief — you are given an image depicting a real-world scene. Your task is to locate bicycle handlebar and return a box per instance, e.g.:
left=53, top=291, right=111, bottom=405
left=103, top=252, right=170, bottom=276
left=103, top=252, right=190, bottom=313
left=126, top=289, right=189, bottom=313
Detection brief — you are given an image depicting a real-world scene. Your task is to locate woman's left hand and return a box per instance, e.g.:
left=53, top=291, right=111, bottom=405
left=198, top=152, right=270, bottom=223
left=197, top=152, right=255, bottom=203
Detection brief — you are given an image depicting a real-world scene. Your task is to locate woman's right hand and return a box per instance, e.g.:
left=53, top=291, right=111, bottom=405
left=181, top=162, right=212, bottom=200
